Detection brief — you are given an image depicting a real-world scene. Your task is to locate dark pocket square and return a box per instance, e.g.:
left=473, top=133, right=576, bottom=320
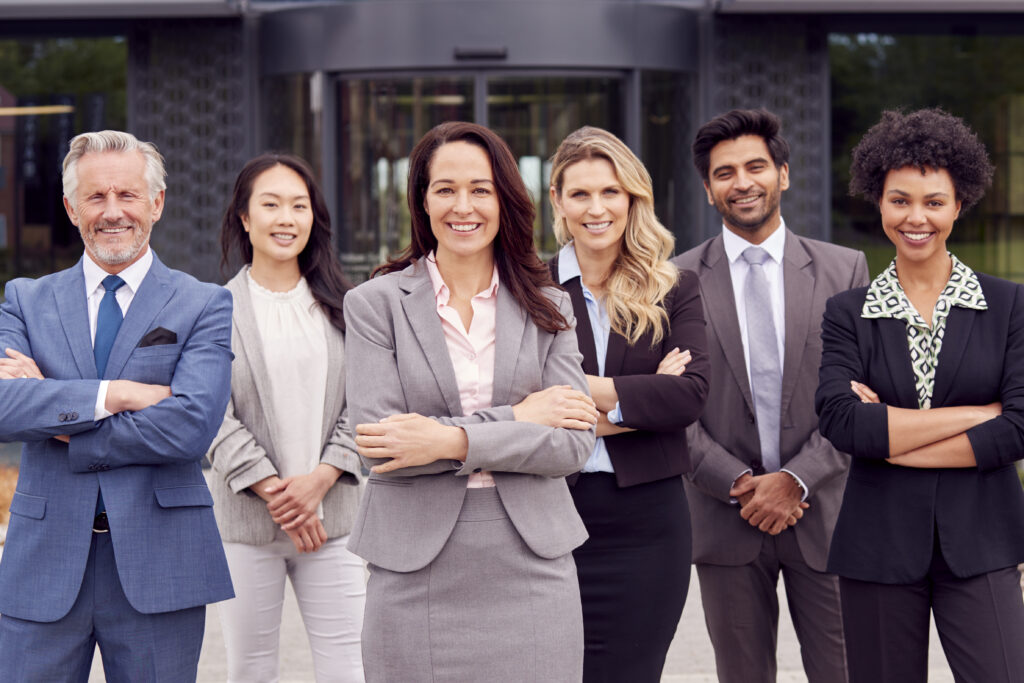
left=139, top=327, right=178, bottom=347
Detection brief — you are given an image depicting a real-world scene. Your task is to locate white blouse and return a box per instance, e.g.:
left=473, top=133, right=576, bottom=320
left=247, top=269, right=329, bottom=496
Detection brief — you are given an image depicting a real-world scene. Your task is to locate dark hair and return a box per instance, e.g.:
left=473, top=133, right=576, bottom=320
left=691, top=108, right=790, bottom=182
left=376, top=121, right=568, bottom=333
left=220, top=153, right=351, bottom=331
left=849, top=108, right=993, bottom=211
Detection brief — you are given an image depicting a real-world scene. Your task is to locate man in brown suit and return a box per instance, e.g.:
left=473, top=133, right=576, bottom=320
left=672, top=109, right=866, bottom=683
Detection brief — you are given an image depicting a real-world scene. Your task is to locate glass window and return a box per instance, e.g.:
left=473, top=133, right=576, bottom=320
left=487, top=75, right=624, bottom=255
left=830, top=33, right=1024, bottom=280
left=337, top=76, right=473, bottom=279
left=0, top=37, right=127, bottom=284
left=263, top=72, right=323, bottom=179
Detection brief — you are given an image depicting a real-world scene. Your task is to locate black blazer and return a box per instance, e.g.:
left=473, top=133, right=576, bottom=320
left=549, top=256, right=710, bottom=487
left=815, top=272, right=1024, bottom=583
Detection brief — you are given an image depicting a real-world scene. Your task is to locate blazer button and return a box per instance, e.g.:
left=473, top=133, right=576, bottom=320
left=473, top=468, right=482, bottom=473
left=751, top=459, right=762, bottom=470
left=747, top=414, right=755, bottom=424
left=68, top=412, right=79, bottom=420
left=58, top=412, right=67, bottom=422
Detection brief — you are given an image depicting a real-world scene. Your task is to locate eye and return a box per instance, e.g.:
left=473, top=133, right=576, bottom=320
left=748, top=164, right=766, bottom=173
left=294, top=203, right=309, bottom=211
left=603, top=188, right=620, bottom=197
left=472, top=187, right=491, bottom=196
left=890, top=198, right=907, bottom=206
left=927, top=200, right=944, bottom=208
left=262, top=201, right=278, bottom=209
left=570, top=191, right=588, bottom=199
left=434, top=187, right=454, bottom=196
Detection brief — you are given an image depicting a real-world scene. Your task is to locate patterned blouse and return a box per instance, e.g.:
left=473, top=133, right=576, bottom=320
left=861, top=254, right=987, bottom=409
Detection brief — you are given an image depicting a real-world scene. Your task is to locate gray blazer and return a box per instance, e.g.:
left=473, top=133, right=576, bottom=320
left=672, top=229, right=868, bottom=571
left=343, top=260, right=595, bottom=572
left=206, top=270, right=363, bottom=545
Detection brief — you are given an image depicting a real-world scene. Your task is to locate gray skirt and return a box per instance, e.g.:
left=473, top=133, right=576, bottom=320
left=362, top=486, right=583, bottom=682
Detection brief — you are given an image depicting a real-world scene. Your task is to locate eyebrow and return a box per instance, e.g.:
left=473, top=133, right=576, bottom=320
left=256, top=191, right=310, bottom=200
left=885, top=189, right=952, bottom=199
left=429, top=178, right=494, bottom=187
left=711, top=157, right=770, bottom=175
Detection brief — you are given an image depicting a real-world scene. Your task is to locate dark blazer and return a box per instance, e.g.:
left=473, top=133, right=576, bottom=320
left=673, top=230, right=867, bottom=571
left=816, top=272, right=1024, bottom=584
left=549, top=256, right=710, bottom=487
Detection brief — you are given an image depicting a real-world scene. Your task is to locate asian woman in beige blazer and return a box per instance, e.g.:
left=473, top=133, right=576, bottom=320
left=208, top=154, right=365, bottom=682
left=345, top=122, right=598, bottom=682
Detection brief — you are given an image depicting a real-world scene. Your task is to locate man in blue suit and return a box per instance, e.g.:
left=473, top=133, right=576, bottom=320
left=0, top=130, right=234, bottom=681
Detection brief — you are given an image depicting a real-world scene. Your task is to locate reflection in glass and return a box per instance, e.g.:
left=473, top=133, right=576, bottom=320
left=831, top=33, right=1024, bottom=281
left=488, top=76, right=624, bottom=255
left=337, top=77, right=473, bottom=279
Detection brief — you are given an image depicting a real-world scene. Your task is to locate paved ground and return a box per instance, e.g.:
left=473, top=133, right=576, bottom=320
left=80, top=564, right=954, bottom=682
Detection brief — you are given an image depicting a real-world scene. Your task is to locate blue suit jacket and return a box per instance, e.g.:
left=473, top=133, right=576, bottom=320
left=816, top=272, right=1024, bottom=583
left=0, top=254, right=235, bottom=621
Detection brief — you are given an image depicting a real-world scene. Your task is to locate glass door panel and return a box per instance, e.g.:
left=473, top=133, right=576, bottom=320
left=338, top=76, right=473, bottom=277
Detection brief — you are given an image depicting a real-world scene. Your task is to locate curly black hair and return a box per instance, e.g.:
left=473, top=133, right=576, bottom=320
left=849, top=108, right=993, bottom=211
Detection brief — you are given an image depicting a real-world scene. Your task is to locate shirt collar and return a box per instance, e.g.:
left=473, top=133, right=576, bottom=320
left=82, top=247, right=154, bottom=298
left=423, top=250, right=499, bottom=306
left=862, top=253, right=987, bottom=320
left=556, top=242, right=583, bottom=285
left=722, top=218, right=787, bottom=266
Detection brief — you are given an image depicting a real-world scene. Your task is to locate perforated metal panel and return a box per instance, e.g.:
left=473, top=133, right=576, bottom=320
left=705, top=15, right=830, bottom=242
left=128, top=19, right=252, bottom=284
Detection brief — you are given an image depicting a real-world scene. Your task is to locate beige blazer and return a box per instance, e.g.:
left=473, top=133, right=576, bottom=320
left=206, top=269, right=363, bottom=545
left=343, top=260, right=595, bottom=572
left=672, top=229, right=868, bottom=571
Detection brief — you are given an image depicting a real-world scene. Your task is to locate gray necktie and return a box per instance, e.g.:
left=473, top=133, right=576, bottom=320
left=742, top=246, right=781, bottom=472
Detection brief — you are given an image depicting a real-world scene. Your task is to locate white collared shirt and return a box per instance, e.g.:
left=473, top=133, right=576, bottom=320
left=82, top=247, right=155, bottom=419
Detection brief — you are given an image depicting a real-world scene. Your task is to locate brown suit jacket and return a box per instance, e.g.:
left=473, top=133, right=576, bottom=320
left=671, top=228, right=867, bottom=571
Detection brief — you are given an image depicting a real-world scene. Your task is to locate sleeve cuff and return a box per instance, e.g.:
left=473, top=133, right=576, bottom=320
left=94, top=381, right=113, bottom=420
left=780, top=468, right=810, bottom=501
left=729, top=468, right=753, bottom=505
left=607, top=402, right=623, bottom=425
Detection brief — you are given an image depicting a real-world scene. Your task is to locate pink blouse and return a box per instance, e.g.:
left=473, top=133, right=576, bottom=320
left=425, top=253, right=499, bottom=488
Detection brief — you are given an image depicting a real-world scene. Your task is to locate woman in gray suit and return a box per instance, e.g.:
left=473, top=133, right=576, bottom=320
left=208, top=154, right=365, bottom=682
left=345, top=121, right=598, bottom=682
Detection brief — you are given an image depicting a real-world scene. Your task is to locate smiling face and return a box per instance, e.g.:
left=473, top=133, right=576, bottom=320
left=423, top=140, right=500, bottom=268
left=703, top=134, right=789, bottom=243
left=880, top=166, right=961, bottom=268
left=552, top=157, right=630, bottom=262
left=241, top=164, right=313, bottom=269
left=63, top=150, right=163, bottom=273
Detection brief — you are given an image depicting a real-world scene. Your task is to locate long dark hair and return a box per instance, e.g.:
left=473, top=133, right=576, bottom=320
left=376, top=121, right=567, bottom=333
left=220, top=153, right=351, bottom=331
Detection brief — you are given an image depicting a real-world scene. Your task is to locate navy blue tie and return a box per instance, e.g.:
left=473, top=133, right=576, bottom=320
left=94, top=274, right=124, bottom=517
left=94, top=275, right=126, bottom=379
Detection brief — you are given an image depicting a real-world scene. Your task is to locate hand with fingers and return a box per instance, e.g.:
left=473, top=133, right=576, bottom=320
left=355, top=413, right=468, bottom=474
left=512, top=385, right=598, bottom=430
left=0, top=348, right=44, bottom=380
left=656, top=347, right=692, bottom=376
left=264, top=464, right=340, bottom=538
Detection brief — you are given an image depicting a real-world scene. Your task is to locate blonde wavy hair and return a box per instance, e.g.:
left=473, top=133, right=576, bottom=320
left=550, top=126, right=678, bottom=346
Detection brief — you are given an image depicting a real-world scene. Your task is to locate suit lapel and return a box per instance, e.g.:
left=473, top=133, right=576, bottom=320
left=54, top=261, right=97, bottom=378
left=561, top=277, right=599, bottom=375
left=878, top=318, right=920, bottom=408
left=400, top=264, right=464, bottom=417
left=931, top=306, right=975, bottom=408
left=227, top=272, right=281, bottom=442
left=491, top=284, right=526, bottom=409
left=104, top=255, right=173, bottom=380
left=700, top=237, right=755, bottom=415
left=780, top=232, right=813, bottom=420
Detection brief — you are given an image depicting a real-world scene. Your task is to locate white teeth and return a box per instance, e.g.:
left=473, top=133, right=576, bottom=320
left=584, top=222, right=612, bottom=230
left=903, top=232, right=931, bottom=241
left=271, top=233, right=295, bottom=240
left=734, top=196, right=759, bottom=205
left=449, top=223, right=479, bottom=232
left=98, top=227, right=129, bottom=234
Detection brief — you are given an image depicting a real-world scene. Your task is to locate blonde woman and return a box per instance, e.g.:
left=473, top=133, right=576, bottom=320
left=548, top=126, right=710, bottom=682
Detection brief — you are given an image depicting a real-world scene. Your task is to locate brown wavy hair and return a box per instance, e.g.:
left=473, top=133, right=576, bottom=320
left=375, top=121, right=567, bottom=333
left=220, top=153, right=351, bottom=332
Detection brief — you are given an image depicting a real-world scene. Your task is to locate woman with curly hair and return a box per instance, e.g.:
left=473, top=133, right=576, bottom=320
left=547, top=126, right=710, bottom=681
left=815, top=108, right=1024, bottom=682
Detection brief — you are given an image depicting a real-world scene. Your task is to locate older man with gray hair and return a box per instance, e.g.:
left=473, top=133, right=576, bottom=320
left=0, top=130, right=234, bottom=681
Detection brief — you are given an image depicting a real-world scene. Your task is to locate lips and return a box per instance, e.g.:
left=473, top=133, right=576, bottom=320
left=731, top=194, right=762, bottom=207
left=582, top=221, right=612, bottom=233
left=900, top=231, right=934, bottom=243
left=448, top=222, right=481, bottom=233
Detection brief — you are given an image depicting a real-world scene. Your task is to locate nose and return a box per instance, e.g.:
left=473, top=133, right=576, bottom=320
left=454, top=189, right=473, bottom=214
left=908, top=203, right=927, bottom=226
left=100, top=194, right=125, bottom=221
left=278, top=205, right=296, bottom=225
left=733, top=170, right=754, bottom=191
left=586, top=197, right=605, bottom=216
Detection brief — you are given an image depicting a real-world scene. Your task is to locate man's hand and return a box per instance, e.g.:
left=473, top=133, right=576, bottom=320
left=105, top=380, right=172, bottom=413
left=355, top=413, right=468, bottom=473
left=730, top=472, right=808, bottom=535
left=0, top=348, right=43, bottom=380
